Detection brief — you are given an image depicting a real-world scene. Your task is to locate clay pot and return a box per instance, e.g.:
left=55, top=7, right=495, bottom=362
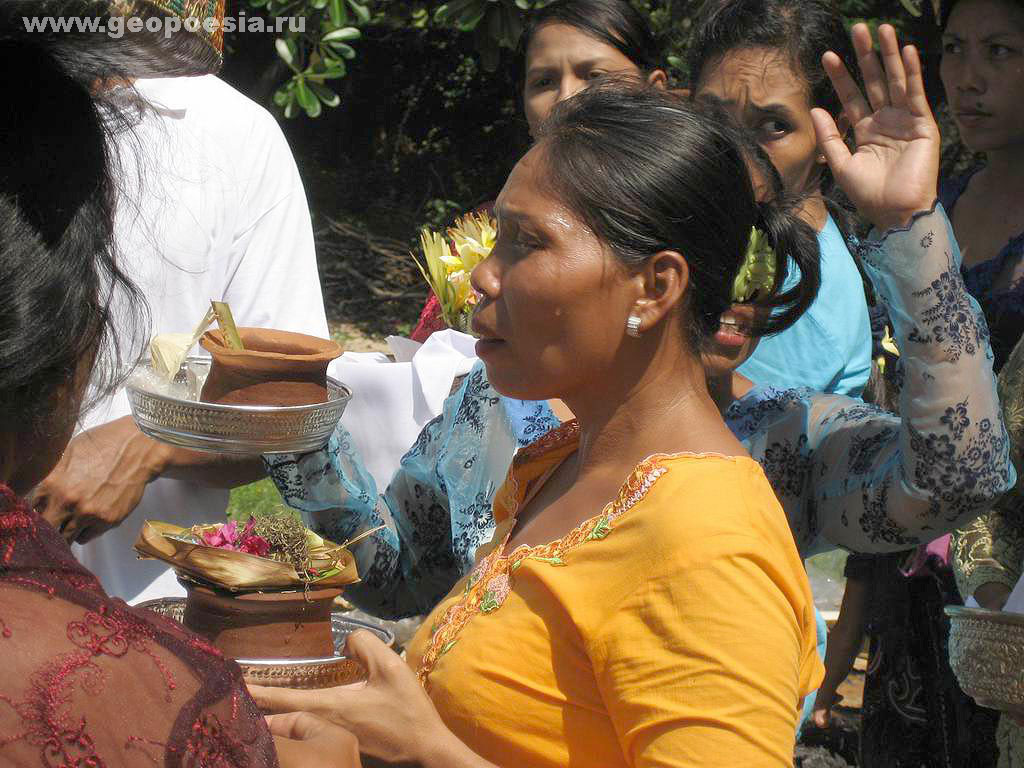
left=182, top=581, right=342, bottom=659
left=199, top=328, right=342, bottom=406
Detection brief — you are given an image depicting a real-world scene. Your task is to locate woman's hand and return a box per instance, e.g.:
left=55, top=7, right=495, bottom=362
left=812, top=23, right=940, bottom=233
left=249, top=630, right=495, bottom=768
left=268, top=712, right=362, bottom=768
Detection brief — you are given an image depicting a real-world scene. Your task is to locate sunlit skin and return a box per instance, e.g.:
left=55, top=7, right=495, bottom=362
left=695, top=48, right=831, bottom=230
left=941, top=0, right=1024, bottom=269
left=471, top=144, right=745, bottom=550
left=523, top=22, right=667, bottom=134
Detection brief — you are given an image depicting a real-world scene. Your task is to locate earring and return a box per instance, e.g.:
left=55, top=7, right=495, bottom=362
left=626, top=314, right=643, bottom=338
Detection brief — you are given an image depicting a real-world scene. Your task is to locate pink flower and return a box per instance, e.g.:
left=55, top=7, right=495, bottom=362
left=239, top=535, right=270, bottom=557
left=201, top=521, right=239, bottom=549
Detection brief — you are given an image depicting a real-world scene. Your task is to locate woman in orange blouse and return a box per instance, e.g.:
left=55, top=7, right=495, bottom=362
left=253, top=25, right=940, bottom=768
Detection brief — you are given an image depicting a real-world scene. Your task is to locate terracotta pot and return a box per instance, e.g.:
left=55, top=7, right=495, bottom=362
left=182, top=580, right=342, bottom=660
left=199, top=328, right=342, bottom=406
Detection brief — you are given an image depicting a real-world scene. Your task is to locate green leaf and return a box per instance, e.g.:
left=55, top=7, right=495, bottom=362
left=272, top=86, right=291, bottom=106
left=322, top=26, right=361, bottom=42
left=311, top=0, right=328, bottom=8
left=346, top=0, right=371, bottom=24
left=328, top=0, right=347, bottom=25
left=295, top=78, right=316, bottom=111
left=304, top=96, right=323, bottom=118
left=275, top=37, right=294, bottom=66
left=309, top=81, right=341, bottom=107
left=328, top=41, right=357, bottom=59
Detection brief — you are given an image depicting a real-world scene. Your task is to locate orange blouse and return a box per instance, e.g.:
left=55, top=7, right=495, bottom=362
left=406, top=422, right=823, bottom=767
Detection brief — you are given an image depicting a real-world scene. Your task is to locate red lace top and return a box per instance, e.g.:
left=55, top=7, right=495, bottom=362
left=0, top=484, right=278, bottom=767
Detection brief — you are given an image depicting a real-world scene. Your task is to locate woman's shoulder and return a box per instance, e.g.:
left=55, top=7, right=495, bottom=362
left=624, top=453, right=793, bottom=553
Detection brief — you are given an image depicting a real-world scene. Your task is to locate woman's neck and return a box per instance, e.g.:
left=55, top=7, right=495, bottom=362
left=973, top=143, right=1024, bottom=194
left=563, top=348, right=746, bottom=476
left=707, top=371, right=756, bottom=414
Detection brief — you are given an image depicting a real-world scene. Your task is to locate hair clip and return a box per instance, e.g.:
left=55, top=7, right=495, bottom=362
left=731, top=227, right=777, bottom=304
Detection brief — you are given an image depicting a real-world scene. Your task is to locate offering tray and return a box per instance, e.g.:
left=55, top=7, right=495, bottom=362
left=126, top=356, right=351, bottom=455
left=946, top=605, right=1024, bottom=716
left=138, top=597, right=395, bottom=689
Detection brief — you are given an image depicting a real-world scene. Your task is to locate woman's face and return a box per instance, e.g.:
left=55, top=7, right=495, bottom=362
left=695, top=47, right=825, bottom=201
left=941, top=0, right=1024, bottom=154
left=702, top=304, right=766, bottom=379
left=523, top=23, right=665, bottom=135
left=470, top=146, right=642, bottom=402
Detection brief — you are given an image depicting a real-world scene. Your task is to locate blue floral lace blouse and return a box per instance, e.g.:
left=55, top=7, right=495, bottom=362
left=267, top=206, right=1014, bottom=619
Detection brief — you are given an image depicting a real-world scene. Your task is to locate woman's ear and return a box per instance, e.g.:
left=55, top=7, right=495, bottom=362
left=629, top=249, right=688, bottom=334
left=647, top=69, right=669, bottom=90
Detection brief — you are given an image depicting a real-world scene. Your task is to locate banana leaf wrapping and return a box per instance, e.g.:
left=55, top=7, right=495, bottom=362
left=134, top=520, right=360, bottom=591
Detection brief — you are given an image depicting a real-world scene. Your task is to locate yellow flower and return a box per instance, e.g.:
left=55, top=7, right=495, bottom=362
left=448, top=211, right=496, bottom=272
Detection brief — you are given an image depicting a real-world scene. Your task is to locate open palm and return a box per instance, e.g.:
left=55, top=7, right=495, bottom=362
left=812, top=24, right=940, bottom=232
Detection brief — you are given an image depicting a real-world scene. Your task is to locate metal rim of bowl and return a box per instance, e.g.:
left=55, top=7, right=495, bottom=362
left=945, top=605, right=1024, bottom=627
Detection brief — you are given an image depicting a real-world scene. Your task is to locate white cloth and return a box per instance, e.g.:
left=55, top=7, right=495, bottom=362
left=328, top=330, right=478, bottom=492
left=73, top=75, right=329, bottom=603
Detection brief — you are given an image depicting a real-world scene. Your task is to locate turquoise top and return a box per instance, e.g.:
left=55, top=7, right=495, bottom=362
left=740, top=215, right=872, bottom=397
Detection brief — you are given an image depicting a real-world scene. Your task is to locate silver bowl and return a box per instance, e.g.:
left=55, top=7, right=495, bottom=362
left=126, top=357, right=351, bottom=455
left=946, top=605, right=1024, bottom=716
left=137, top=597, right=395, bottom=689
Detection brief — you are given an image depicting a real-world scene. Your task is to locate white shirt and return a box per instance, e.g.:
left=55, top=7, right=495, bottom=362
left=73, top=75, right=329, bottom=602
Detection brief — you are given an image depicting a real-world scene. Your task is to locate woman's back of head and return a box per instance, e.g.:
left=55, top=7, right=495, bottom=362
left=0, top=28, right=143, bottom=492
left=535, top=81, right=820, bottom=345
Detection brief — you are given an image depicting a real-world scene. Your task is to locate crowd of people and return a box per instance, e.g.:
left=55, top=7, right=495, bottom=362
left=1, top=0, right=1023, bottom=766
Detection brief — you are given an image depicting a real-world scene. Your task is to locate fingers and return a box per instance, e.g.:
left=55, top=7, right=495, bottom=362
left=852, top=23, right=888, bottom=112
left=811, top=108, right=851, bottom=174
left=878, top=24, right=908, bottom=109
left=822, top=51, right=869, bottom=126
left=344, top=630, right=405, bottom=679
left=266, top=711, right=329, bottom=741
left=248, top=684, right=328, bottom=715
left=901, top=43, right=932, bottom=120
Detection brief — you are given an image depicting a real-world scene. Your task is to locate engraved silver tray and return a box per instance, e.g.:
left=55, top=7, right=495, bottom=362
left=137, top=597, right=394, bottom=689
left=126, top=357, right=351, bottom=455
left=946, top=605, right=1024, bottom=716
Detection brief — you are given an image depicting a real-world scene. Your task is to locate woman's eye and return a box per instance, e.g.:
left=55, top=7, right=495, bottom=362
left=758, top=119, right=789, bottom=139
left=943, top=41, right=962, bottom=55
left=990, top=44, right=1016, bottom=59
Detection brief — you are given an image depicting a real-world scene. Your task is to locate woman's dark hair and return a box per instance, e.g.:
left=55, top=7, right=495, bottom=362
left=536, top=81, right=821, bottom=347
left=0, top=35, right=145, bottom=436
left=516, top=0, right=662, bottom=90
left=687, top=0, right=863, bottom=234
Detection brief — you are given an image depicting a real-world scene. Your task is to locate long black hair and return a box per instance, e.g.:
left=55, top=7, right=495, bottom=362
left=536, top=81, right=821, bottom=347
left=0, top=32, right=146, bottom=437
left=516, top=0, right=662, bottom=92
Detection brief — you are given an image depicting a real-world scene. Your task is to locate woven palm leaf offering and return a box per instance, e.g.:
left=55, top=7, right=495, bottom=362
left=135, top=510, right=363, bottom=660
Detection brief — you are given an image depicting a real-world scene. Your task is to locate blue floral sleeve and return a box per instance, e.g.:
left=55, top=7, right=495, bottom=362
left=731, top=206, right=1015, bottom=556
left=811, top=205, right=1013, bottom=551
left=264, top=362, right=558, bottom=618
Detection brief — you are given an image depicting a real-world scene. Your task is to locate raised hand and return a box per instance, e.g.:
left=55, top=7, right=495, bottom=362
left=811, top=23, right=940, bottom=232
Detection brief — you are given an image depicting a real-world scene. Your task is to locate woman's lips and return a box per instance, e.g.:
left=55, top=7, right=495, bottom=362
left=475, top=338, right=505, bottom=358
left=714, top=316, right=751, bottom=349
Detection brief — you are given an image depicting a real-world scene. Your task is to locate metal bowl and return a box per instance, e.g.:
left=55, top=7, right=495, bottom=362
left=946, top=605, right=1024, bottom=716
left=126, top=357, right=351, bottom=455
left=137, top=597, right=395, bottom=689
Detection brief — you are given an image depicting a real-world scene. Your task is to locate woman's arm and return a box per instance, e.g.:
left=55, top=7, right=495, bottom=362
left=798, top=24, right=1013, bottom=553
left=811, top=575, right=868, bottom=728
left=806, top=206, right=1014, bottom=552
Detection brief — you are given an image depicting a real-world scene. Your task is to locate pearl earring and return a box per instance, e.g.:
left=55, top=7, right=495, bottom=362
left=626, top=314, right=643, bottom=338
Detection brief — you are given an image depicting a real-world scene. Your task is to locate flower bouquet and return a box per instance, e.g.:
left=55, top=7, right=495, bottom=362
left=135, top=510, right=363, bottom=659
left=413, top=210, right=496, bottom=334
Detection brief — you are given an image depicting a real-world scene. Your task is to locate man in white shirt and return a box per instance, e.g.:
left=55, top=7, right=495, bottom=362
left=33, top=74, right=330, bottom=603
